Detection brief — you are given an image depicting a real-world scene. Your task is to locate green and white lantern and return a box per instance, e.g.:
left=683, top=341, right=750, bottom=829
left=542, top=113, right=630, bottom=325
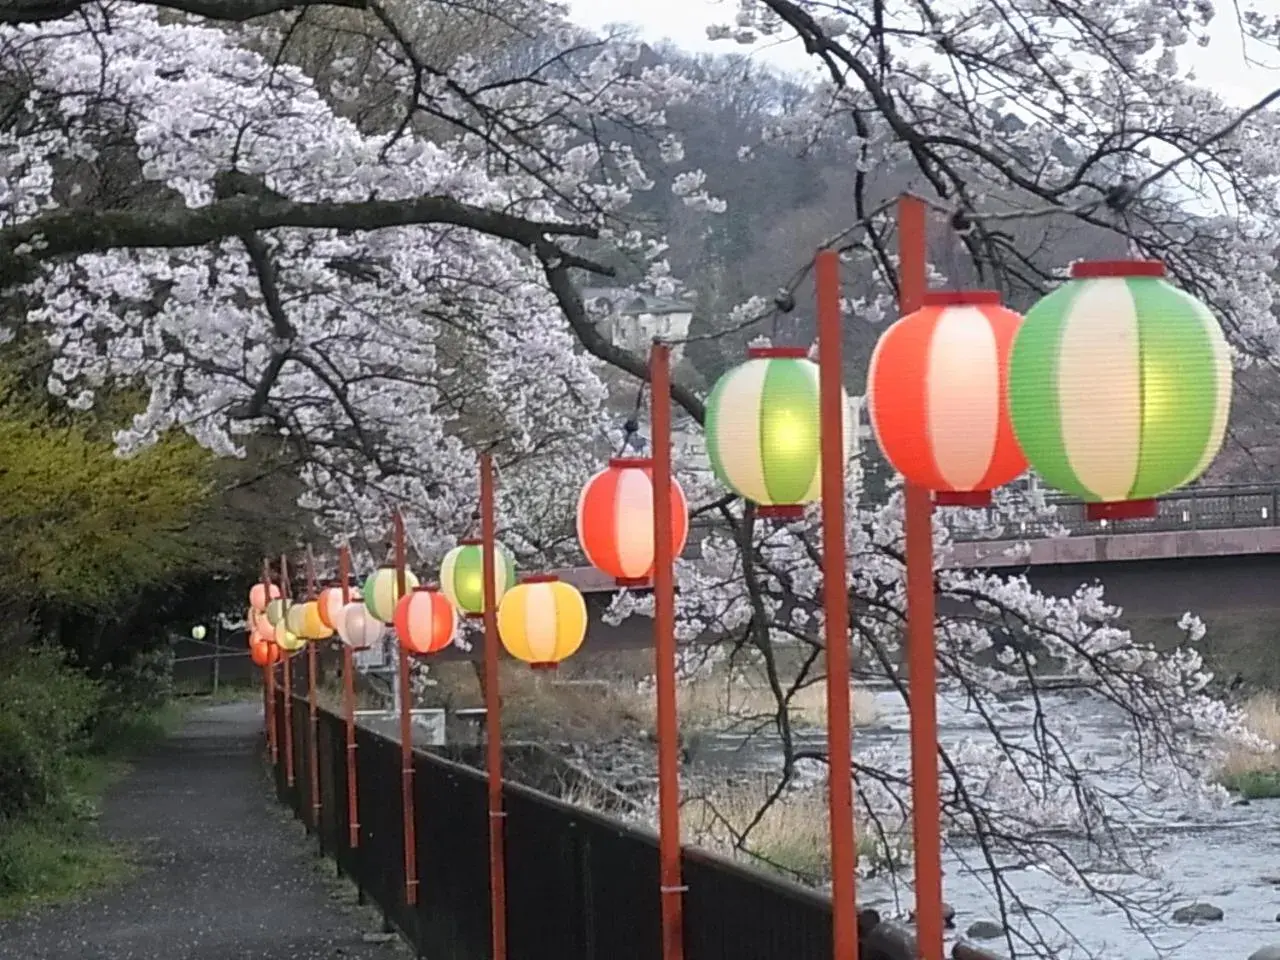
left=362, top=565, right=419, bottom=623
left=439, top=540, right=516, bottom=617
left=704, top=346, right=850, bottom=520
left=1009, top=260, right=1232, bottom=520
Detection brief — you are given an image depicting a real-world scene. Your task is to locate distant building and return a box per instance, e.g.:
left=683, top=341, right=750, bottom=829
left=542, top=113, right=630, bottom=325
left=581, top=287, right=693, bottom=363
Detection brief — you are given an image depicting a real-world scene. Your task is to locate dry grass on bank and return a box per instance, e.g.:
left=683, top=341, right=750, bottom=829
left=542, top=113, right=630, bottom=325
left=424, top=658, right=879, bottom=742
left=682, top=777, right=909, bottom=882
left=1216, top=692, right=1280, bottom=798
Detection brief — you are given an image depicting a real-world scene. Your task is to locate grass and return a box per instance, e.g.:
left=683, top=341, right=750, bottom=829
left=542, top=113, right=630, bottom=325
left=173, top=678, right=263, bottom=704
left=0, top=702, right=181, bottom=917
left=679, top=777, right=909, bottom=883
left=1216, top=692, right=1280, bottom=798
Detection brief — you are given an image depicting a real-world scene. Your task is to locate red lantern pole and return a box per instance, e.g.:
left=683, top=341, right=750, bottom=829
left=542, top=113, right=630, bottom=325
left=650, top=343, right=686, bottom=960
left=816, top=249, right=859, bottom=960
left=480, top=452, right=508, bottom=960
left=306, top=546, right=322, bottom=833
left=900, top=194, right=945, bottom=960
left=340, top=544, right=361, bottom=850
left=281, top=553, right=295, bottom=789
left=394, top=510, right=419, bottom=906
left=262, top=558, right=278, bottom=765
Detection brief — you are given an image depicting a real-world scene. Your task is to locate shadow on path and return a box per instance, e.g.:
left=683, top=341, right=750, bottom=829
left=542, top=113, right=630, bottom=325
left=0, top=701, right=399, bottom=960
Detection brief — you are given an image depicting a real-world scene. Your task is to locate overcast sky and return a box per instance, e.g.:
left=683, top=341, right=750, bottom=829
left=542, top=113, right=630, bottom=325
left=563, top=0, right=1280, bottom=107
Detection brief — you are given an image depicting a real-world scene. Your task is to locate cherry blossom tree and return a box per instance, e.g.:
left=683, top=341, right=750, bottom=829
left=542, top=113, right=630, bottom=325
left=3, top=2, right=1280, bottom=956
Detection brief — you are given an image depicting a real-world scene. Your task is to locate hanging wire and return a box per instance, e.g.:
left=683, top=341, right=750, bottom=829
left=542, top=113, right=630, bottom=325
left=616, top=378, right=648, bottom=456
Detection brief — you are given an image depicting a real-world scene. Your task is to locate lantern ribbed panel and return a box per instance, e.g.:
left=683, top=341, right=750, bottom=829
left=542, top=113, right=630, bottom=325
left=497, top=579, right=587, bottom=667
left=363, top=566, right=418, bottom=622
left=394, top=589, right=456, bottom=656
left=274, top=618, right=304, bottom=653
left=317, top=586, right=350, bottom=630
left=1009, top=267, right=1232, bottom=504
left=705, top=351, right=851, bottom=510
left=337, top=601, right=385, bottom=650
left=440, top=542, right=516, bottom=615
left=576, top=459, right=689, bottom=582
left=867, top=295, right=1026, bottom=494
left=265, top=598, right=290, bottom=627
left=250, top=639, right=279, bottom=666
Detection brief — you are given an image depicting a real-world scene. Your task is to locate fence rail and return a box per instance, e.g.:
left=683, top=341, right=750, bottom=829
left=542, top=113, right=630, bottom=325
left=948, top=482, right=1280, bottom=543
left=268, top=692, right=1004, bottom=960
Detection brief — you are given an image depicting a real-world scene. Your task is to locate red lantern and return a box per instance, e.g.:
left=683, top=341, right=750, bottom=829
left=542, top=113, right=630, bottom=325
left=250, top=638, right=280, bottom=666
left=393, top=586, right=456, bottom=656
left=867, top=290, right=1027, bottom=506
left=576, top=457, right=690, bottom=586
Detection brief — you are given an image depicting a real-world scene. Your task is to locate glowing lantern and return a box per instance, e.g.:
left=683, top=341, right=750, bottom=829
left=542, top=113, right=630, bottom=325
left=867, top=291, right=1027, bottom=506
left=336, top=601, right=385, bottom=650
left=496, top=574, right=587, bottom=670
left=250, top=639, right=280, bottom=667
left=440, top=540, right=516, bottom=617
left=393, top=587, right=456, bottom=656
left=317, top=584, right=355, bottom=630
left=273, top=618, right=305, bottom=654
left=265, top=598, right=290, bottom=627
left=363, top=565, right=419, bottom=623
left=249, top=582, right=280, bottom=613
left=704, top=346, right=851, bottom=519
left=1009, top=260, right=1232, bottom=520
left=285, top=601, right=309, bottom=636
left=251, top=611, right=273, bottom=641
left=291, top=600, right=332, bottom=641
left=191, top=624, right=207, bottom=641
left=576, top=458, right=690, bottom=586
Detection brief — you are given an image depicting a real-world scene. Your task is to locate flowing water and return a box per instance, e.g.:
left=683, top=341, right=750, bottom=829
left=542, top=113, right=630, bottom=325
left=697, top=687, right=1280, bottom=959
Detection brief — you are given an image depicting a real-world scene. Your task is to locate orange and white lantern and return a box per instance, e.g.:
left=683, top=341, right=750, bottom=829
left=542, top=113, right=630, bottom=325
left=867, top=290, right=1027, bottom=506
left=576, top=458, right=690, bottom=586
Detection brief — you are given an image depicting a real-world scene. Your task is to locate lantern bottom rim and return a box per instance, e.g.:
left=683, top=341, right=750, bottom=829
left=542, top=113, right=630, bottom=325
left=1085, top=499, right=1157, bottom=521
left=934, top=489, right=992, bottom=508
left=757, top=504, right=807, bottom=521
left=529, top=661, right=559, bottom=672
left=615, top=575, right=653, bottom=588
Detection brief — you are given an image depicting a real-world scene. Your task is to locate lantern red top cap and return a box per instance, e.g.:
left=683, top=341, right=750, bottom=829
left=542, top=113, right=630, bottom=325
left=747, top=346, right=807, bottom=359
left=922, top=290, right=1001, bottom=307
left=608, top=456, right=652, bottom=469
left=1070, top=259, right=1165, bottom=279
left=520, top=574, right=559, bottom=584
left=459, top=538, right=481, bottom=546
left=411, top=584, right=440, bottom=592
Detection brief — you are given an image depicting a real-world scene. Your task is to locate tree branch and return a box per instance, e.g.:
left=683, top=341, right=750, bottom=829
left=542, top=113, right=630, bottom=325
left=0, top=0, right=366, bottom=23
left=0, top=192, right=606, bottom=290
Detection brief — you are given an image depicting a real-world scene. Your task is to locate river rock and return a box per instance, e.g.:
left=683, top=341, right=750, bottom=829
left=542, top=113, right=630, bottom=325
left=1248, top=947, right=1280, bottom=960
left=965, top=920, right=1004, bottom=940
left=907, top=902, right=956, bottom=929
left=1172, top=902, right=1223, bottom=924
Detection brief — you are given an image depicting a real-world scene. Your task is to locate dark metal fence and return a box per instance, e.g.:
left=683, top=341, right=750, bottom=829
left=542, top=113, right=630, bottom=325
left=269, top=692, right=836, bottom=960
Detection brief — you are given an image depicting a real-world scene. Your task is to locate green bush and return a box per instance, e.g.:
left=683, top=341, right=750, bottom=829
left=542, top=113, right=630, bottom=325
left=0, top=713, right=55, bottom=820
left=89, top=646, right=175, bottom=753
left=0, top=646, right=100, bottom=756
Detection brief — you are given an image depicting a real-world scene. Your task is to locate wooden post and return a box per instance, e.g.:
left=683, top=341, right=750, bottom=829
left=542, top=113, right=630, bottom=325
left=281, top=553, right=296, bottom=789
left=340, top=545, right=361, bottom=850
left=899, top=194, right=945, bottom=960
left=394, top=511, right=419, bottom=906
left=650, top=343, right=685, bottom=960
left=815, top=249, right=859, bottom=960
left=262, top=558, right=278, bottom=765
left=480, top=453, right=508, bottom=960
left=306, top=547, right=322, bottom=834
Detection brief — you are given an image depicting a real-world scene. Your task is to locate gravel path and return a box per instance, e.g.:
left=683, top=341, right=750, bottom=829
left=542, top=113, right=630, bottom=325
left=0, top=701, right=401, bottom=960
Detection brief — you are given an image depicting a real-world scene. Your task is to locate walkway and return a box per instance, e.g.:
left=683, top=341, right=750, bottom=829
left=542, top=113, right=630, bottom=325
left=0, top=702, right=401, bottom=960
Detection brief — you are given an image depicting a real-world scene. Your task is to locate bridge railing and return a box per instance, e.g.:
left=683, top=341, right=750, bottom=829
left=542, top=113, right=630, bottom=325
left=948, top=483, right=1280, bottom=543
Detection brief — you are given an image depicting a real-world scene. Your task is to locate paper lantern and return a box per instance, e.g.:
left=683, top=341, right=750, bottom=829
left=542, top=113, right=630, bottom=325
left=273, top=618, right=305, bottom=654
left=249, top=582, right=280, bottom=613
left=393, top=587, right=456, bottom=656
left=576, top=458, right=690, bottom=586
left=704, top=346, right=851, bottom=519
left=363, top=566, right=419, bottom=622
left=251, top=611, right=273, bottom=641
left=285, top=601, right=309, bottom=636
left=191, top=624, right=207, bottom=641
left=336, top=601, right=386, bottom=650
left=1009, top=260, right=1232, bottom=520
left=250, top=639, right=280, bottom=667
left=440, top=540, right=516, bottom=617
left=265, top=597, right=290, bottom=627
left=293, top=600, right=333, bottom=641
left=317, top=584, right=356, bottom=630
left=497, top=574, right=587, bottom=670
left=867, top=291, right=1027, bottom=506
